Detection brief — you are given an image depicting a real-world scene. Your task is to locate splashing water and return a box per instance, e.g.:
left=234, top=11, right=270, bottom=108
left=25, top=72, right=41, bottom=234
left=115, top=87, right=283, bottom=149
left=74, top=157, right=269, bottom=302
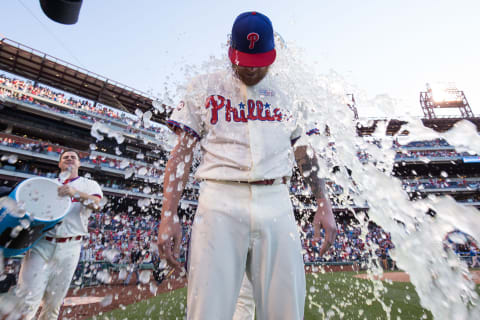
left=137, top=167, right=148, bottom=176
left=139, top=270, right=151, bottom=284
left=167, top=37, right=480, bottom=319
left=143, top=110, right=153, bottom=128
left=263, top=43, right=480, bottom=319
left=77, top=29, right=480, bottom=319
left=307, top=83, right=480, bottom=318
left=152, top=100, right=165, bottom=113
left=118, top=268, right=127, bottom=280
left=120, top=159, right=130, bottom=169
left=149, top=282, right=158, bottom=295
left=102, top=249, right=120, bottom=263
left=91, top=122, right=125, bottom=144
left=59, top=166, right=72, bottom=183
left=1, top=154, right=18, bottom=164
left=96, top=270, right=112, bottom=284
left=100, top=295, right=113, bottom=307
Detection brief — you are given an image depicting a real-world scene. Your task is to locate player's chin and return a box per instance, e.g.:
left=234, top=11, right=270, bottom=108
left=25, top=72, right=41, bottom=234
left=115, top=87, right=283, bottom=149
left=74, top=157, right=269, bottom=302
left=241, top=76, right=262, bottom=86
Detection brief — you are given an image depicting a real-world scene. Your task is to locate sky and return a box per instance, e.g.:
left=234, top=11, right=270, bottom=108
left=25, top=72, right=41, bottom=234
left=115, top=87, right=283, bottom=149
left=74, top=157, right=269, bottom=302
left=1, top=0, right=479, bottom=118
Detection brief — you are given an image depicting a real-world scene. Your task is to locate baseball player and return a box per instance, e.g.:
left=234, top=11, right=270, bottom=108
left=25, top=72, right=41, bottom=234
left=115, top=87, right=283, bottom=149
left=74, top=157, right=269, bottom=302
left=157, top=11, right=336, bottom=320
left=0, top=149, right=103, bottom=320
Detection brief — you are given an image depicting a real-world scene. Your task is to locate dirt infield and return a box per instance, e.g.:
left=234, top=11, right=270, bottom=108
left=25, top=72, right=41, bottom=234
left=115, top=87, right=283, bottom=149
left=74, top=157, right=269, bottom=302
left=354, top=270, right=480, bottom=284
left=59, top=271, right=186, bottom=320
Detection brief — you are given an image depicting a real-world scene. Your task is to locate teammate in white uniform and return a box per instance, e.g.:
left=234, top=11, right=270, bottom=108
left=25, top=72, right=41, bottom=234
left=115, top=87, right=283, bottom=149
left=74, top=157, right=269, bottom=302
left=157, top=11, right=336, bottom=320
left=0, top=150, right=103, bottom=320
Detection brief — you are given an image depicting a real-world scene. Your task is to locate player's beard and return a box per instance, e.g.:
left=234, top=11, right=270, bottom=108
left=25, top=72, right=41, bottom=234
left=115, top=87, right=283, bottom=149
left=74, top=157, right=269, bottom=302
left=232, top=64, right=269, bottom=86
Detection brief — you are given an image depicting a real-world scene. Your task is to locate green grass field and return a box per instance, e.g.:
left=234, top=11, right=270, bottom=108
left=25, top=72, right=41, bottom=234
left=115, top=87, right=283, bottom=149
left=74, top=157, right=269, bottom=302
left=91, top=271, right=480, bottom=320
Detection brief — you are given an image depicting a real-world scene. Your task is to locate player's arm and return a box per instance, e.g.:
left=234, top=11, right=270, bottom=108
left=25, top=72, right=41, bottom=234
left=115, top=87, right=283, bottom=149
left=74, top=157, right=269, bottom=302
left=157, top=130, right=197, bottom=270
left=294, top=144, right=337, bottom=257
left=57, top=185, right=101, bottom=210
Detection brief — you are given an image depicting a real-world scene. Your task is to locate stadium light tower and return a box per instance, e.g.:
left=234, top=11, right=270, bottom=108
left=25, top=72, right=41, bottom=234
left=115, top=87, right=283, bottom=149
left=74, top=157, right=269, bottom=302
left=419, top=82, right=474, bottom=119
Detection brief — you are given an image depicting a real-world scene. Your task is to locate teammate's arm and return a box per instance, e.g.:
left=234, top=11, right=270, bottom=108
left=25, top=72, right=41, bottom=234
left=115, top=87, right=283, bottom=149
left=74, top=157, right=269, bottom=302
left=294, top=145, right=337, bottom=257
left=157, top=130, right=197, bottom=270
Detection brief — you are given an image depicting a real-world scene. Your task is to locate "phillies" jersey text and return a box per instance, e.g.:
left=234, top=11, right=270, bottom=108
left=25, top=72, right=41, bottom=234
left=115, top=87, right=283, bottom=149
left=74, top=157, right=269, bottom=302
left=205, top=95, right=282, bottom=125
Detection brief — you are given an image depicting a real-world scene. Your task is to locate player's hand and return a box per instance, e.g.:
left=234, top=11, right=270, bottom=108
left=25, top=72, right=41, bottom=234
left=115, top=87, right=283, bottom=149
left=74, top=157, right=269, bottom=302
left=57, top=185, right=76, bottom=197
left=313, top=205, right=337, bottom=257
left=157, top=215, right=182, bottom=271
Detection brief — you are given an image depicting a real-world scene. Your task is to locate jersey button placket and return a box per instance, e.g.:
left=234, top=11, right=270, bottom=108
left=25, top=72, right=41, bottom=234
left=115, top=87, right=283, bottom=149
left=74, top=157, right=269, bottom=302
left=244, top=85, right=256, bottom=181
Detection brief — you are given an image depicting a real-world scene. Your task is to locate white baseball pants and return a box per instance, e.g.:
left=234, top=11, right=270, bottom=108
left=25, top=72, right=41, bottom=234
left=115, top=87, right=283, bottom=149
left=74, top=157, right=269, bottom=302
left=187, top=180, right=305, bottom=320
left=6, top=238, right=82, bottom=320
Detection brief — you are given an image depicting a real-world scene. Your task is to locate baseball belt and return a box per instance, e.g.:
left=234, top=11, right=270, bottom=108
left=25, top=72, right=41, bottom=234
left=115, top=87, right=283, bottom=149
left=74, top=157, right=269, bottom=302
left=238, top=177, right=289, bottom=185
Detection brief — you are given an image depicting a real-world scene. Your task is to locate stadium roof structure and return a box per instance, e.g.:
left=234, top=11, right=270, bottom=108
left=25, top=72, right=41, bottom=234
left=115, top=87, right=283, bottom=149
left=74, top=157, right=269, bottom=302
left=0, top=37, right=169, bottom=124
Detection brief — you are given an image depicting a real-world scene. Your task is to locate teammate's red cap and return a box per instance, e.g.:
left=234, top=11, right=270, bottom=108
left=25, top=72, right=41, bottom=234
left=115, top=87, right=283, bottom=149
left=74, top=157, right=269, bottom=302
left=228, top=11, right=276, bottom=67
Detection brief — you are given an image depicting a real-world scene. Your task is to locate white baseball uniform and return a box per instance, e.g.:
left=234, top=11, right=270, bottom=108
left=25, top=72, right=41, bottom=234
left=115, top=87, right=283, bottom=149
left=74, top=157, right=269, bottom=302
left=232, top=127, right=322, bottom=320
left=4, top=176, right=102, bottom=320
left=168, top=69, right=306, bottom=320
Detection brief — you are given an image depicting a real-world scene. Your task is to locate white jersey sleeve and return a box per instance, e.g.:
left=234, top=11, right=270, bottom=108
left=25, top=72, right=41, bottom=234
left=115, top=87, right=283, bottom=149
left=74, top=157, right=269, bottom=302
left=167, top=79, right=205, bottom=139
left=88, top=179, right=103, bottom=199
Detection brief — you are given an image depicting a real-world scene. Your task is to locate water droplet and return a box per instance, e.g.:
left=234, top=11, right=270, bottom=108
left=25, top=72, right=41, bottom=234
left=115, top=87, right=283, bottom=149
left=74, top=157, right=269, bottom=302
left=139, top=270, right=151, bottom=284
left=7, top=154, right=17, bottom=164
left=124, top=168, right=134, bottom=179
left=149, top=282, right=158, bottom=295
left=102, top=249, right=119, bottom=263
left=96, top=270, right=112, bottom=284
left=118, top=268, right=127, bottom=280
left=152, top=100, right=165, bottom=113
left=100, top=295, right=112, bottom=307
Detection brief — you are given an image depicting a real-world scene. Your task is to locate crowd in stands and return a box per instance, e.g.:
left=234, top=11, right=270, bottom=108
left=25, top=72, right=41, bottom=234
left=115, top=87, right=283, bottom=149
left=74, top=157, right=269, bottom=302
left=80, top=210, right=191, bottom=266
left=301, top=221, right=395, bottom=266
left=393, top=138, right=452, bottom=149
left=0, top=74, right=164, bottom=136
left=392, top=138, right=479, bottom=160
left=6, top=134, right=480, bottom=205
left=319, top=137, right=476, bottom=163
left=403, top=178, right=480, bottom=191
left=83, top=211, right=400, bottom=268
left=0, top=135, right=165, bottom=181
left=0, top=136, right=89, bottom=160
left=395, top=149, right=470, bottom=160
left=446, top=231, right=480, bottom=268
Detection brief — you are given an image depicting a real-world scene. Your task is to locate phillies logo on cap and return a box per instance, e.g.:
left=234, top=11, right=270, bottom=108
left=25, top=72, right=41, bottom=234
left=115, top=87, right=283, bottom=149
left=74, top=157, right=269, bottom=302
left=228, top=11, right=276, bottom=67
left=247, top=32, right=260, bottom=49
